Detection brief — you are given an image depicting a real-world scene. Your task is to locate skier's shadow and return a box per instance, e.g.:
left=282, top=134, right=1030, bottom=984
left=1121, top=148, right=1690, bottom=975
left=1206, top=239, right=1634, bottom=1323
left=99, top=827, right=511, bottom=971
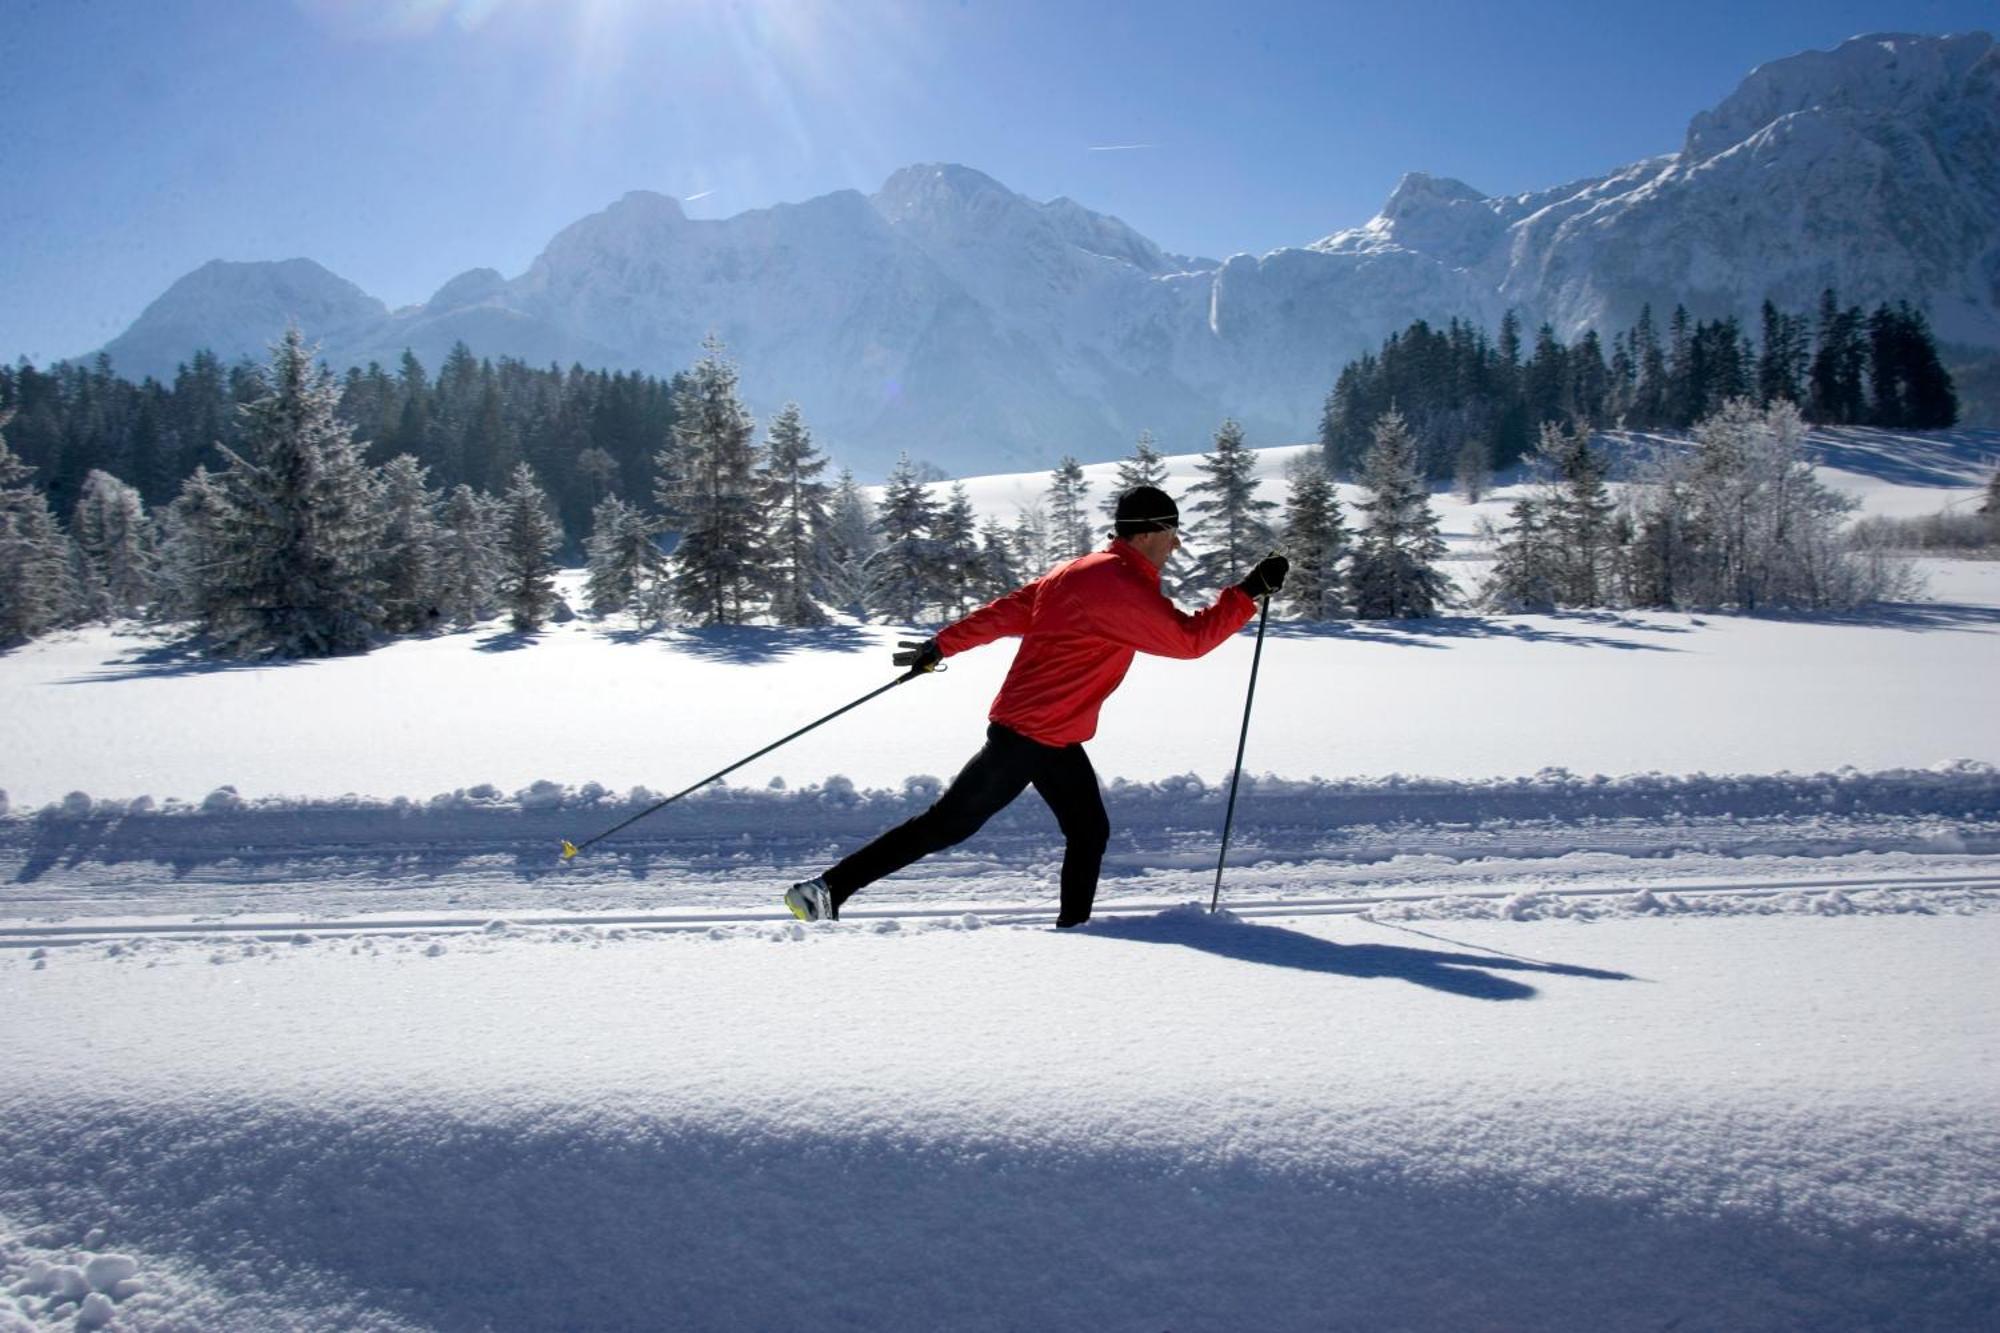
left=1081, top=911, right=1632, bottom=1001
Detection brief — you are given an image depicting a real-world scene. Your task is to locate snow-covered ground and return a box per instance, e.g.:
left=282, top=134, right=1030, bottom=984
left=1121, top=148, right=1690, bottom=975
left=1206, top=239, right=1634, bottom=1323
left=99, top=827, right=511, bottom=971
left=2, top=430, right=1996, bottom=1329
left=4, top=905, right=1996, bottom=1331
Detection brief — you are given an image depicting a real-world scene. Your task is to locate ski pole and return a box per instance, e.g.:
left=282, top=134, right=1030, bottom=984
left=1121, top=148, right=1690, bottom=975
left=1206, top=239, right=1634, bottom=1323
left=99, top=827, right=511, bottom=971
left=1210, top=593, right=1272, bottom=912
left=561, top=663, right=937, bottom=860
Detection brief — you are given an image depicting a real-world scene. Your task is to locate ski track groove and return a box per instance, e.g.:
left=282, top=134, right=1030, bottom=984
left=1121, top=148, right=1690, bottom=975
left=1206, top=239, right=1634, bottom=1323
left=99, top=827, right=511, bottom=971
left=6, top=870, right=1998, bottom=948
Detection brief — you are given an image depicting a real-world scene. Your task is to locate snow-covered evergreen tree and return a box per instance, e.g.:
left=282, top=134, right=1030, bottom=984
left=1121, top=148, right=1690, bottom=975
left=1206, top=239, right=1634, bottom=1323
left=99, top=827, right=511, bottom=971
left=974, top=515, right=1021, bottom=601
left=1489, top=422, right=1621, bottom=609
left=373, top=455, right=440, bottom=633
left=1099, top=431, right=1169, bottom=525
left=757, top=403, right=830, bottom=627
left=70, top=469, right=153, bottom=619
left=1011, top=500, right=1051, bottom=577
left=660, top=337, right=763, bottom=625
left=865, top=453, right=944, bottom=623
left=495, top=463, right=562, bottom=632
left=1279, top=456, right=1349, bottom=620
left=1183, top=419, right=1277, bottom=593
left=0, top=414, right=80, bottom=646
left=1483, top=495, right=1562, bottom=611
left=933, top=483, right=982, bottom=616
left=435, top=483, right=501, bottom=627
left=583, top=495, right=668, bottom=619
left=820, top=468, right=879, bottom=617
left=152, top=467, right=220, bottom=624
left=1045, top=456, right=1094, bottom=562
left=205, top=328, right=385, bottom=658
left=1350, top=409, right=1450, bottom=619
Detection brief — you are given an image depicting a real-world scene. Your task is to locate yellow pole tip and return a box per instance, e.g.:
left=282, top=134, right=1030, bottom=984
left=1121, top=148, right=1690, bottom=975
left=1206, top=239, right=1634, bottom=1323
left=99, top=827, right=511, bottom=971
left=561, top=841, right=579, bottom=860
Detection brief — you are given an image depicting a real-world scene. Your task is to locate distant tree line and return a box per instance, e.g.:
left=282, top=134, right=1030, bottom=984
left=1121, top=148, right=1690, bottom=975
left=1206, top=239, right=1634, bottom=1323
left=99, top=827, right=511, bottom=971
left=4, top=292, right=1969, bottom=653
left=1320, top=291, right=1959, bottom=483
left=0, top=341, right=682, bottom=548
left=0, top=320, right=1464, bottom=653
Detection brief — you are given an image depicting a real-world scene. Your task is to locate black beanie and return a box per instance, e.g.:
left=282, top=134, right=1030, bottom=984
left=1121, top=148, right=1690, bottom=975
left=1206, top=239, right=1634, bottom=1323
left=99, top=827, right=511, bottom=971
left=1113, top=485, right=1179, bottom=538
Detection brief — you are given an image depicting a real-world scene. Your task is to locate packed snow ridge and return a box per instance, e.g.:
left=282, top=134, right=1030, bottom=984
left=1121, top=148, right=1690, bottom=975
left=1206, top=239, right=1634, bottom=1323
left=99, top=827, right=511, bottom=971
left=13, top=761, right=1997, bottom=824
left=4, top=765, right=1994, bottom=916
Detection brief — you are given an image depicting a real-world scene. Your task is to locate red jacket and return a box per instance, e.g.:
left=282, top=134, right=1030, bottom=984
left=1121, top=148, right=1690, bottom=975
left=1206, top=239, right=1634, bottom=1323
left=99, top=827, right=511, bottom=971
left=936, top=539, right=1256, bottom=746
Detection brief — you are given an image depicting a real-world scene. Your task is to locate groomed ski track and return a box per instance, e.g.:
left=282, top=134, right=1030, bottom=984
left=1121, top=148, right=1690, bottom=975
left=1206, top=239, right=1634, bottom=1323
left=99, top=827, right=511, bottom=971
left=6, top=763, right=1996, bottom=945
left=6, top=871, right=2000, bottom=950
left=7, top=769, right=1998, bottom=1331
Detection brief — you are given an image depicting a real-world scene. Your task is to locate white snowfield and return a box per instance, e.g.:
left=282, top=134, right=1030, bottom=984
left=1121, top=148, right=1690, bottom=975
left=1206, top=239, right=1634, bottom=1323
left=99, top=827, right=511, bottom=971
left=1, top=434, right=1997, bottom=1329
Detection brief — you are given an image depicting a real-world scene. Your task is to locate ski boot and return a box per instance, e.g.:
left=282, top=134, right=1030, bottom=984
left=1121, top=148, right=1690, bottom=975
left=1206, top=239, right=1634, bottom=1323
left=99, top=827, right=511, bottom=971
left=784, top=875, right=836, bottom=922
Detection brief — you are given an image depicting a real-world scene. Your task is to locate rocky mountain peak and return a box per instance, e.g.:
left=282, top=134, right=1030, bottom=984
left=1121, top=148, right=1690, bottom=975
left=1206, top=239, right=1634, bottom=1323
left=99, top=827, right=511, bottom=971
left=1684, top=30, right=1996, bottom=161
left=100, top=259, right=386, bottom=379
left=870, top=163, right=1020, bottom=229
left=532, top=190, right=687, bottom=269
left=426, top=267, right=507, bottom=312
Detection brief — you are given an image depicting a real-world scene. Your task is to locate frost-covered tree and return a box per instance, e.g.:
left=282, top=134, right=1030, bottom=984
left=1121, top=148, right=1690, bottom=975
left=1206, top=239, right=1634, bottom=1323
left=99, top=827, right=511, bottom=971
left=1099, top=431, right=1169, bottom=526
left=1279, top=455, right=1349, bottom=620
left=435, top=483, right=501, bottom=626
left=1454, top=437, right=1493, bottom=504
left=372, top=455, right=440, bottom=633
left=152, top=466, right=231, bottom=626
left=659, top=337, right=763, bottom=624
left=1045, top=456, right=1094, bottom=561
left=576, top=446, right=620, bottom=510
left=0, top=414, right=81, bottom=646
left=819, top=467, right=878, bottom=617
left=865, top=452, right=944, bottom=623
left=1624, top=398, right=1906, bottom=610
left=974, top=515, right=1021, bottom=601
left=1350, top=409, right=1449, bottom=619
left=583, top=495, right=668, bottom=619
left=205, top=328, right=385, bottom=658
left=933, top=483, right=982, bottom=616
left=1183, top=419, right=1277, bottom=593
left=70, top=469, right=153, bottom=619
left=495, top=463, right=562, bottom=632
left=757, top=403, right=830, bottom=627
left=1483, top=494, right=1563, bottom=611
left=1012, top=500, right=1051, bottom=577
left=1534, top=422, right=1617, bottom=607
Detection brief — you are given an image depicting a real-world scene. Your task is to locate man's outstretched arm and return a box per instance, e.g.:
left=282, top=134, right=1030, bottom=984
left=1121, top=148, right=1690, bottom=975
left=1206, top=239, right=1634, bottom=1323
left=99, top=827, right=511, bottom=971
left=933, top=579, right=1041, bottom=656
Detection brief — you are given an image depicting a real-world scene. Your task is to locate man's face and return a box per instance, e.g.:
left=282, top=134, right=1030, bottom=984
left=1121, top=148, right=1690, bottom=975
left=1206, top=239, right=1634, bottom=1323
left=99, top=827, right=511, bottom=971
left=1131, top=525, right=1180, bottom=567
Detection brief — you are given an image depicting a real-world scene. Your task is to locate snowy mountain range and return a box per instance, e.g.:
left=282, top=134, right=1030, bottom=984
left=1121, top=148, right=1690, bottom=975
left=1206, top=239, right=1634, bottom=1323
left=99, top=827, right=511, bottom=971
left=98, top=31, right=2000, bottom=477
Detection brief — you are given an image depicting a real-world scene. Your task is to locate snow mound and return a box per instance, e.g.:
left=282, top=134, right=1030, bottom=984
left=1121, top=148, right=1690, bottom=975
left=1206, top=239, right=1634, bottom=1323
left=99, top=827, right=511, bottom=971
left=1, top=1247, right=150, bottom=1331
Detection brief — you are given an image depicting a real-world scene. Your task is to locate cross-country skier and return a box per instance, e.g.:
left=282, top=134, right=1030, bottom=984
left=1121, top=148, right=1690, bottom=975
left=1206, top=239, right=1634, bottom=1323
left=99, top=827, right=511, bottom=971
left=784, top=485, right=1287, bottom=927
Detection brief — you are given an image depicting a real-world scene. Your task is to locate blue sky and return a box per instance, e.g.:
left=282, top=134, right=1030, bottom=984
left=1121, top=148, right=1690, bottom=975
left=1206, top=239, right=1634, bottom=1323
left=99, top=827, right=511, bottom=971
left=2, top=0, right=1992, bottom=366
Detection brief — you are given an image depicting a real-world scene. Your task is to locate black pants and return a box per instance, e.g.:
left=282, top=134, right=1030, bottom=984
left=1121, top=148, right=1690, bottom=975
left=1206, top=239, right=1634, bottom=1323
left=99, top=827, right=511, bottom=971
left=825, top=724, right=1110, bottom=925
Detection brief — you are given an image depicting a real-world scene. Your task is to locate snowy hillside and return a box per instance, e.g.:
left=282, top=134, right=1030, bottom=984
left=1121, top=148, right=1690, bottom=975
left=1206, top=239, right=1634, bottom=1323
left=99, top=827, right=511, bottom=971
left=2, top=428, right=1995, bottom=812
left=93, top=31, right=2000, bottom=474
left=3, top=433, right=1996, bottom=1329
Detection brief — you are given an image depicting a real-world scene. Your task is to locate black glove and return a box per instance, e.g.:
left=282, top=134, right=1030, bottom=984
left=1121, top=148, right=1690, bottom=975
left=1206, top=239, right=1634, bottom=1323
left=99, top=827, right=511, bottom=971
left=893, top=637, right=943, bottom=673
left=1236, top=554, right=1290, bottom=600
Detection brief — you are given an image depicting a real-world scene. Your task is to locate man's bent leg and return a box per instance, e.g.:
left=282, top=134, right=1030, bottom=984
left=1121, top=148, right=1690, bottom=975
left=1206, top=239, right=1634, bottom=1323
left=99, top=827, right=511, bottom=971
left=1031, top=744, right=1111, bottom=927
left=823, top=726, right=1032, bottom=912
